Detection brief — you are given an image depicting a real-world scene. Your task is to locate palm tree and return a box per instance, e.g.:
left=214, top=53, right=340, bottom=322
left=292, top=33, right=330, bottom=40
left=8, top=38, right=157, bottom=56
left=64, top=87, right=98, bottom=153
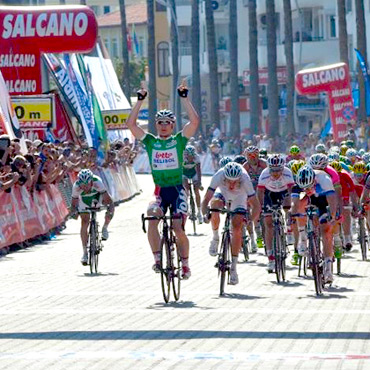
left=191, top=0, right=202, bottom=133
left=248, top=0, right=259, bottom=135
left=229, top=0, right=239, bottom=137
left=147, top=0, right=157, bottom=133
left=168, top=0, right=182, bottom=130
left=283, top=0, right=295, bottom=135
left=59, top=0, right=66, bottom=4
left=355, top=0, right=368, bottom=121
left=119, top=0, right=132, bottom=105
left=337, top=0, right=349, bottom=66
left=80, top=0, right=87, bottom=4
left=205, top=0, right=220, bottom=128
left=266, top=0, right=279, bottom=137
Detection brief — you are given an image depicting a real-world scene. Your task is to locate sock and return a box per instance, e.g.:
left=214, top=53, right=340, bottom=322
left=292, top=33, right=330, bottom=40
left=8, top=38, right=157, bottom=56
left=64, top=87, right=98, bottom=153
left=231, top=255, right=238, bottom=270
left=181, top=257, right=189, bottom=267
left=333, top=233, right=341, bottom=245
left=213, top=229, right=219, bottom=240
left=344, top=234, right=351, bottom=244
left=299, top=227, right=306, bottom=243
left=153, top=251, right=161, bottom=264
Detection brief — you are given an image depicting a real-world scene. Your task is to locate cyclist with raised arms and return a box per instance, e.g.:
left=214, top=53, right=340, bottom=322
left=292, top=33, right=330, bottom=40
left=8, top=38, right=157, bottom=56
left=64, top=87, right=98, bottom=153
left=182, top=145, right=203, bottom=223
left=126, top=81, right=199, bottom=279
left=295, top=166, right=337, bottom=284
left=243, top=145, right=267, bottom=249
left=201, top=162, right=260, bottom=285
left=257, top=154, right=294, bottom=272
left=71, top=169, right=115, bottom=265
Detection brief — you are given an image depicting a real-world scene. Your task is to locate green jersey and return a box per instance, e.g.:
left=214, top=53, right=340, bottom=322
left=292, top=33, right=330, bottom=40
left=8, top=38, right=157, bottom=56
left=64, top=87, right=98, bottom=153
left=141, top=131, right=188, bottom=187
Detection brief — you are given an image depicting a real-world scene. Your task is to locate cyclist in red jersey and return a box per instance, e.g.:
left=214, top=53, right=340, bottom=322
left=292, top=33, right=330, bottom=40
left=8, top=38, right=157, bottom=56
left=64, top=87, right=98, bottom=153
left=330, top=161, right=358, bottom=253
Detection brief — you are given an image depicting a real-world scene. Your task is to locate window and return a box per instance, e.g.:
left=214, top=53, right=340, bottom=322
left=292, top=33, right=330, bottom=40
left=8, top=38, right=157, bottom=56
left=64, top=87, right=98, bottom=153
left=157, top=42, right=170, bottom=77
left=292, top=8, right=324, bottom=42
left=139, top=37, right=145, bottom=57
left=179, top=26, right=192, bottom=55
left=327, top=15, right=336, bottom=38
left=103, top=6, right=110, bottom=14
left=111, top=38, right=118, bottom=58
left=104, top=38, right=110, bottom=52
left=346, top=0, right=352, bottom=12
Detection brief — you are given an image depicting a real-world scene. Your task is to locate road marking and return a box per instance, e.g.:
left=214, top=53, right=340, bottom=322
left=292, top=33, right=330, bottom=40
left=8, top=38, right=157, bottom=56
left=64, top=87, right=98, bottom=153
left=0, top=350, right=369, bottom=361
left=2, top=308, right=370, bottom=315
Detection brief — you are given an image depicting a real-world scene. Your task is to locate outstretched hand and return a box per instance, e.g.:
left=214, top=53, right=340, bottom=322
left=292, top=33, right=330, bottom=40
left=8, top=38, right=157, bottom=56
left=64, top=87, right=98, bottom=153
left=177, top=78, right=189, bottom=98
left=137, top=81, right=148, bottom=101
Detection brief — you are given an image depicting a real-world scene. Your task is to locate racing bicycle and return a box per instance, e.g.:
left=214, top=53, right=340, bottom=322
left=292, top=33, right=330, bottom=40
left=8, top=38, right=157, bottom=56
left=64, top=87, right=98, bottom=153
left=142, top=213, right=182, bottom=303
left=86, top=204, right=105, bottom=274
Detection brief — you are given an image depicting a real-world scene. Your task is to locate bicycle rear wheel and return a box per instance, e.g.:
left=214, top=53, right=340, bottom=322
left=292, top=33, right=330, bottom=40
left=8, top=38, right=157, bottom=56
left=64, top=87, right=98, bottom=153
left=189, top=187, right=197, bottom=235
left=219, top=232, right=230, bottom=296
left=89, top=221, right=98, bottom=274
left=172, top=241, right=181, bottom=301
left=359, top=218, right=367, bottom=261
left=160, top=237, right=171, bottom=303
left=241, top=224, right=249, bottom=262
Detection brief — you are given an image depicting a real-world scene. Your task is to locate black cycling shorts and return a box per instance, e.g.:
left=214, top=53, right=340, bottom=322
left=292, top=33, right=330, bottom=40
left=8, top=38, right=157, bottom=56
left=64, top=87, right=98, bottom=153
left=153, top=185, right=188, bottom=215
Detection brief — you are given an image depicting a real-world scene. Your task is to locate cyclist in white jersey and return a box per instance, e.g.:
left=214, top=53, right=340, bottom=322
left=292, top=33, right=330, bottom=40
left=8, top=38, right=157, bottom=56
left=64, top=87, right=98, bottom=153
left=257, top=154, right=294, bottom=272
left=71, top=169, right=115, bottom=265
left=202, top=162, right=261, bottom=285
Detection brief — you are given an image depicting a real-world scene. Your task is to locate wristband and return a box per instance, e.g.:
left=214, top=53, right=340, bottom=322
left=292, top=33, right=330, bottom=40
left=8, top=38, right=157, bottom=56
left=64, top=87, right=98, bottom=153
left=137, top=91, right=147, bottom=101
left=177, top=87, right=188, bottom=98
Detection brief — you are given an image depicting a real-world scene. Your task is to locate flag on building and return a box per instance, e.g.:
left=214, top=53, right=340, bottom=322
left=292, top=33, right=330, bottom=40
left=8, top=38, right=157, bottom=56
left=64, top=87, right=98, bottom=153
left=132, top=23, right=139, bottom=55
left=354, top=48, right=370, bottom=116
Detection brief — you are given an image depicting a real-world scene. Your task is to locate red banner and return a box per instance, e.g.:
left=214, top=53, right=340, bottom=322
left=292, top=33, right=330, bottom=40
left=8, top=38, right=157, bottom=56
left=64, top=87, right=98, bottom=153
left=0, top=6, right=97, bottom=95
left=295, top=63, right=355, bottom=141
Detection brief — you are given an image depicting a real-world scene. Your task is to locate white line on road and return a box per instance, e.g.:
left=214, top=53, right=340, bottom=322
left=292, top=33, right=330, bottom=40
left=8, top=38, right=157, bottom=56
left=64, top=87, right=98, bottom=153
left=0, top=350, right=369, bottom=361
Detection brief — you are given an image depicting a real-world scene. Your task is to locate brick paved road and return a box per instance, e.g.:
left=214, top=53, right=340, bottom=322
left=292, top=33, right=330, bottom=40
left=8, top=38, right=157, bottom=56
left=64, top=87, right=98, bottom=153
left=0, top=174, right=370, bottom=370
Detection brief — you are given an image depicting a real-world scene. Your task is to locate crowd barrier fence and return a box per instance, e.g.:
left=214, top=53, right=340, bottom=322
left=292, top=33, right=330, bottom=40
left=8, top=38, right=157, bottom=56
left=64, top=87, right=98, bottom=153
left=0, top=164, right=141, bottom=251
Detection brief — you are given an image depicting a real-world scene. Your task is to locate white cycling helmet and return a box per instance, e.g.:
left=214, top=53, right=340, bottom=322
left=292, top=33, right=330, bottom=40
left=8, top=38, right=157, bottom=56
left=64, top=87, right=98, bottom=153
left=309, top=153, right=328, bottom=170
left=346, top=148, right=357, bottom=158
left=155, top=109, right=175, bottom=122
left=245, top=145, right=259, bottom=154
left=219, top=156, right=233, bottom=168
left=362, top=152, right=370, bottom=163
left=315, top=143, right=327, bottom=153
left=185, top=145, right=196, bottom=156
left=224, top=162, right=243, bottom=180
left=77, top=169, right=93, bottom=184
left=267, top=154, right=285, bottom=169
left=328, top=152, right=340, bottom=162
left=296, top=166, right=316, bottom=189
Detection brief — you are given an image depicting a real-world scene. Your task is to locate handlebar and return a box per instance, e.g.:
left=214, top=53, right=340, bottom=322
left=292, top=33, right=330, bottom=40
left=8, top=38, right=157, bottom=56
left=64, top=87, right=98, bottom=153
left=141, top=213, right=182, bottom=233
left=208, top=208, right=247, bottom=216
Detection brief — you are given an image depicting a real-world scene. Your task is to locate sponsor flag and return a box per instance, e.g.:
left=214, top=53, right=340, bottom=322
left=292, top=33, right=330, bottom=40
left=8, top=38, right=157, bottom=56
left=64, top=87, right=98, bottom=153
left=76, top=54, right=109, bottom=150
left=132, top=23, right=139, bottom=55
left=63, top=54, right=99, bottom=148
left=0, top=70, right=27, bottom=153
left=354, top=48, right=370, bottom=116
left=127, top=31, right=132, bottom=53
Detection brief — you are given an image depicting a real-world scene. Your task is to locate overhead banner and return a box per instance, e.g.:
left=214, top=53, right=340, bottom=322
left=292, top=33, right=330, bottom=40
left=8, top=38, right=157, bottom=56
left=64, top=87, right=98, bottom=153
left=0, top=5, right=98, bottom=95
left=11, top=94, right=55, bottom=130
left=296, top=63, right=355, bottom=141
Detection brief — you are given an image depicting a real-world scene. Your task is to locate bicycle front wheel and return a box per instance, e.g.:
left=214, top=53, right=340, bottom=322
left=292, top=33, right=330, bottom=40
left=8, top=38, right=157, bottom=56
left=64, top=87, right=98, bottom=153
left=273, top=227, right=282, bottom=283
left=359, top=218, right=367, bottom=261
left=89, top=220, right=98, bottom=274
left=172, top=241, right=181, bottom=301
left=309, top=233, right=323, bottom=296
left=160, top=237, right=171, bottom=303
left=219, top=232, right=230, bottom=296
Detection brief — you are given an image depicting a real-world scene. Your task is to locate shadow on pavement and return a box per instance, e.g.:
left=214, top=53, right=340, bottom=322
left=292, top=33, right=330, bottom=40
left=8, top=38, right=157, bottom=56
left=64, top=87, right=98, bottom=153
left=147, top=301, right=203, bottom=309
left=338, top=273, right=365, bottom=278
left=270, top=280, right=304, bottom=287
left=0, top=330, right=369, bottom=340
left=221, top=293, right=265, bottom=300
left=79, top=272, right=120, bottom=277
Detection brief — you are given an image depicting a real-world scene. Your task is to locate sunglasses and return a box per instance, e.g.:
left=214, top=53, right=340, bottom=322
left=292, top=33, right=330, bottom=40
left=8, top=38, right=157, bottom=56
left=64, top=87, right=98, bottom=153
left=156, top=120, right=173, bottom=126
left=270, top=168, right=282, bottom=173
